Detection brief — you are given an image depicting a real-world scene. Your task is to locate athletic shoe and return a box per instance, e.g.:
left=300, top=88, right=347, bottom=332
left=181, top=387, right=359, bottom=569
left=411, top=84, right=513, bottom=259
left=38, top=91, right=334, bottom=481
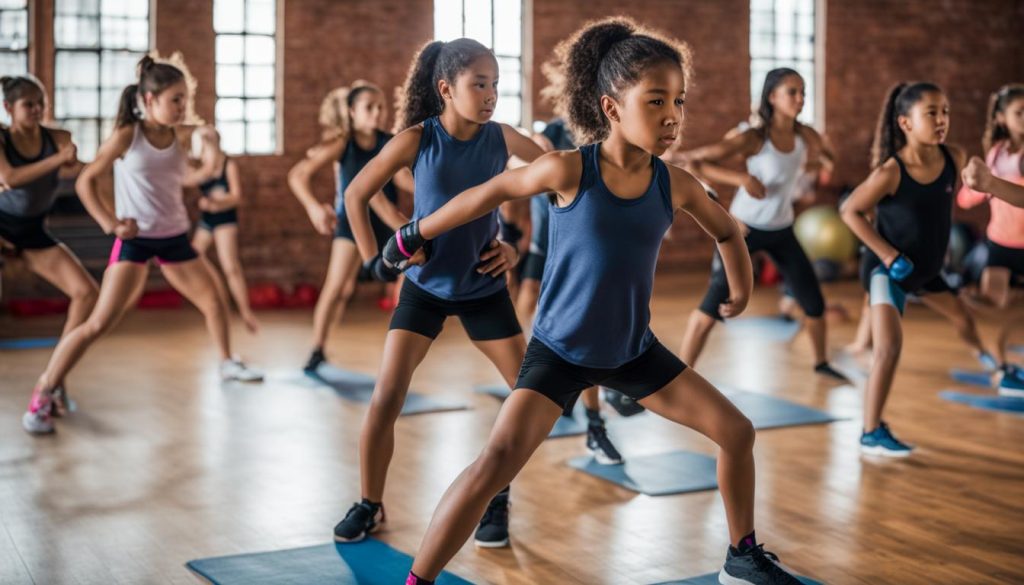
left=220, top=358, right=264, bottom=382
left=603, top=387, right=645, bottom=417
left=998, top=365, right=1024, bottom=398
left=860, top=422, right=913, bottom=457
left=51, top=384, right=77, bottom=417
left=22, top=388, right=55, bottom=435
left=719, top=543, right=802, bottom=584
left=303, top=349, right=326, bottom=374
left=813, top=362, right=849, bottom=382
left=586, top=423, right=624, bottom=465
left=333, top=500, right=385, bottom=543
left=474, top=490, right=510, bottom=548
left=978, top=351, right=999, bottom=371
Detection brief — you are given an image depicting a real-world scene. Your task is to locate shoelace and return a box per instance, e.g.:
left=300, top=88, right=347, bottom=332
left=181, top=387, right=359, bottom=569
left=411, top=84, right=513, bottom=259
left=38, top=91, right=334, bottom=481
left=748, top=545, right=793, bottom=580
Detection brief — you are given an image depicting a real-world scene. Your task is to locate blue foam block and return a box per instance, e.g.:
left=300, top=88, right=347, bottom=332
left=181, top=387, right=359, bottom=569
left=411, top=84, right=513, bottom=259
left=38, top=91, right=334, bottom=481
left=940, top=390, right=1024, bottom=415
left=652, top=573, right=823, bottom=585
left=723, top=389, right=840, bottom=430
left=309, top=365, right=467, bottom=416
left=724, top=316, right=801, bottom=341
left=949, top=369, right=993, bottom=388
left=568, top=450, right=718, bottom=496
left=0, top=337, right=59, bottom=350
left=186, top=539, right=472, bottom=585
left=474, top=384, right=587, bottom=437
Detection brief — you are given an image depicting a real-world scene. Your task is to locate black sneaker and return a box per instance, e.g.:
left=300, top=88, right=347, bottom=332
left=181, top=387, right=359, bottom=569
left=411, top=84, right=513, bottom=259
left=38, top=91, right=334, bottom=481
left=719, top=543, right=801, bottom=585
left=603, top=388, right=645, bottom=417
left=474, top=490, right=510, bottom=548
left=814, top=361, right=849, bottom=382
left=586, top=423, right=623, bottom=465
left=333, top=500, right=385, bottom=543
left=303, top=349, right=326, bottom=374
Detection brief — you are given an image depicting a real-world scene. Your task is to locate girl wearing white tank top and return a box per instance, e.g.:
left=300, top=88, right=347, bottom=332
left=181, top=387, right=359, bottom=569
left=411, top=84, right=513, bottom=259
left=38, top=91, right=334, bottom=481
left=22, top=55, right=261, bottom=436
left=667, top=68, right=848, bottom=382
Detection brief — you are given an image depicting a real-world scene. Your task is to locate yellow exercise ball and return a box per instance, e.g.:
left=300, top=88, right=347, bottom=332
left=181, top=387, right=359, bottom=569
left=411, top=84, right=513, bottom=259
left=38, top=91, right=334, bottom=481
left=793, top=205, right=858, bottom=263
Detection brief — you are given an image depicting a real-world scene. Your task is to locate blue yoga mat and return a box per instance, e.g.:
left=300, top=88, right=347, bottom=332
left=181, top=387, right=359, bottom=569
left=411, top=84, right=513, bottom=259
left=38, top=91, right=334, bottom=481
left=724, top=316, right=801, bottom=342
left=940, top=390, right=1024, bottom=415
left=186, top=539, right=472, bottom=585
left=308, top=365, right=468, bottom=416
left=474, top=384, right=587, bottom=437
left=0, top=337, right=58, bottom=350
left=723, top=389, right=840, bottom=430
left=949, top=369, right=993, bottom=388
left=568, top=450, right=718, bottom=496
left=653, top=573, right=823, bottom=585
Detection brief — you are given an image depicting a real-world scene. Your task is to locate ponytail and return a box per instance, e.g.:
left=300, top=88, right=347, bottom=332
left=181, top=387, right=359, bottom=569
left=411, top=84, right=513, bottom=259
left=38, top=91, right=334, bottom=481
left=319, top=80, right=382, bottom=139
left=982, top=84, right=1024, bottom=154
left=394, top=38, right=493, bottom=133
left=870, top=81, right=942, bottom=169
left=115, top=53, right=191, bottom=128
left=115, top=84, right=142, bottom=127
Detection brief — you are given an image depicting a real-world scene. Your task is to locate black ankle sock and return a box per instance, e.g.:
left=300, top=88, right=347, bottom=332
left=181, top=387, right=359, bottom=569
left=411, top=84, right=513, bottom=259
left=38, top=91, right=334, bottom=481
left=585, top=408, right=603, bottom=425
left=360, top=498, right=381, bottom=510
left=406, top=571, right=434, bottom=585
left=731, top=530, right=757, bottom=554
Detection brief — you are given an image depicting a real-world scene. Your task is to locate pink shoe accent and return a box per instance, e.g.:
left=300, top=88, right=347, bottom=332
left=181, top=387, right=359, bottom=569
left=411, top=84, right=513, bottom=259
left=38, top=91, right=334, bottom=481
left=28, top=388, right=52, bottom=415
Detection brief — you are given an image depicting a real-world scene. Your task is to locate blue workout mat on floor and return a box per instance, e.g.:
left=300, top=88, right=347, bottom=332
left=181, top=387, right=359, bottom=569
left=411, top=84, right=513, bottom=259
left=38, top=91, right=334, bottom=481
left=652, top=573, right=823, bottom=585
left=0, top=337, right=58, bottom=350
left=475, top=384, right=587, bottom=437
left=308, top=365, right=468, bottom=416
left=568, top=450, right=718, bottom=496
left=723, top=389, right=840, bottom=430
left=186, top=539, right=472, bottom=585
left=940, top=390, right=1024, bottom=415
left=949, top=369, right=993, bottom=388
left=724, top=316, right=801, bottom=341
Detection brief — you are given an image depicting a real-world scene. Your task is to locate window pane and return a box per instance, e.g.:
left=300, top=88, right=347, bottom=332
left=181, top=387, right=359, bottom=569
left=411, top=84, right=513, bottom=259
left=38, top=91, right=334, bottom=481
left=55, top=15, right=100, bottom=47
left=217, top=64, right=244, bottom=97
left=0, top=0, right=28, bottom=8
left=433, top=0, right=462, bottom=41
left=497, top=57, right=520, bottom=94
left=217, top=34, right=244, bottom=64
left=245, top=98, right=274, bottom=121
left=245, top=0, right=275, bottom=34
left=0, top=50, right=25, bottom=76
left=493, top=0, right=521, bottom=56
left=493, top=96, right=519, bottom=126
left=100, top=50, right=140, bottom=87
left=750, top=0, right=817, bottom=125
left=56, top=0, right=100, bottom=16
left=463, top=0, right=491, bottom=46
left=63, top=118, right=100, bottom=161
left=245, top=34, right=274, bottom=65
left=216, top=97, right=245, bottom=121
left=244, top=64, right=274, bottom=98
left=219, top=121, right=245, bottom=153
left=0, top=9, right=28, bottom=49
left=246, top=121, right=274, bottom=154
left=214, top=0, right=244, bottom=33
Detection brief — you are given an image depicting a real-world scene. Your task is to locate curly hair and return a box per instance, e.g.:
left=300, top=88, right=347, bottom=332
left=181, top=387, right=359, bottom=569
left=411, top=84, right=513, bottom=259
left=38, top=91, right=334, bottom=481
left=983, top=84, right=1024, bottom=154
left=393, top=38, right=494, bottom=133
left=541, top=17, right=692, bottom=145
left=870, top=81, right=942, bottom=169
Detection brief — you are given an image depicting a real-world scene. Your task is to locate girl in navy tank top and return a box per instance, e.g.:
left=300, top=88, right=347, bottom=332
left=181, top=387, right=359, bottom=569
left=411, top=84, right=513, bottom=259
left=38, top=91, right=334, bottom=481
left=0, top=75, right=97, bottom=426
left=842, top=82, right=1013, bottom=458
left=390, top=19, right=805, bottom=585
left=190, top=126, right=259, bottom=333
left=331, top=39, right=544, bottom=548
left=287, top=80, right=412, bottom=373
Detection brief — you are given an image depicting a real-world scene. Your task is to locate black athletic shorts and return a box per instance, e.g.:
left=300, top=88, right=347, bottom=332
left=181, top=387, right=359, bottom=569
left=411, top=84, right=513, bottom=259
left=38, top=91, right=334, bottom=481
left=108, top=233, right=198, bottom=265
left=0, top=209, right=59, bottom=251
left=515, top=337, right=686, bottom=412
left=986, top=240, right=1024, bottom=287
left=334, top=209, right=394, bottom=250
left=197, top=208, right=239, bottom=231
left=389, top=279, right=522, bottom=341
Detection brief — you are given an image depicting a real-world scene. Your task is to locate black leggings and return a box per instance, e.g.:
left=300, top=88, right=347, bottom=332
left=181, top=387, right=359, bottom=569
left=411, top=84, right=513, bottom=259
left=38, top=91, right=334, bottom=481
left=699, top=225, right=825, bottom=320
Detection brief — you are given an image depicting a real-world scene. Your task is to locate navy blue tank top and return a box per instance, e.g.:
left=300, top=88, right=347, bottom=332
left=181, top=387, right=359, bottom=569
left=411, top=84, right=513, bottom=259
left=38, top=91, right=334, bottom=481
left=0, top=127, right=60, bottom=217
left=336, top=130, right=398, bottom=215
left=198, top=158, right=229, bottom=197
left=532, top=144, right=675, bottom=367
left=405, top=116, right=509, bottom=300
left=866, top=145, right=956, bottom=292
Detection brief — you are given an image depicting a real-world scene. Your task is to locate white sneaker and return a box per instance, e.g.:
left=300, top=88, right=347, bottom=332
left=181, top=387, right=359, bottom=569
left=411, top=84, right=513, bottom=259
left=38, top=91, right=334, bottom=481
left=22, top=389, right=55, bottom=434
left=220, top=358, right=264, bottom=382
left=52, top=385, right=78, bottom=416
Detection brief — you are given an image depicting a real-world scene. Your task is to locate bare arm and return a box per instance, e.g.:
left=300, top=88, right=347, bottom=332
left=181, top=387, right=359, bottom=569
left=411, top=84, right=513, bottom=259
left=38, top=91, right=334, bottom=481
left=840, top=160, right=902, bottom=266
left=180, top=126, right=218, bottom=187
left=962, top=155, right=1024, bottom=208
left=344, top=127, right=421, bottom=260
left=287, top=136, right=346, bottom=236
left=74, top=125, right=134, bottom=235
left=0, top=130, right=76, bottom=187
left=670, top=165, right=753, bottom=317
left=680, top=129, right=760, bottom=163
left=418, top=150, right=581, bottom=240
left=502, top=124, right=546, bottom=164
left=202, top=159, right=244, bottom=212
left=689, top=159, right=766, bottom=198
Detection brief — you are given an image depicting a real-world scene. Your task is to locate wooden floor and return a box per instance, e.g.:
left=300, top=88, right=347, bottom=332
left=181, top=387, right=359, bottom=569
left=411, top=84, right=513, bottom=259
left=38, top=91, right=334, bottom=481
left=1, top=273, right=1022, bottom=585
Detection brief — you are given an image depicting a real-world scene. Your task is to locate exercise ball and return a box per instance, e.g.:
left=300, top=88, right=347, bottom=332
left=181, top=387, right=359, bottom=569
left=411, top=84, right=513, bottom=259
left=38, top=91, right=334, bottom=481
left=794, top=205, right=858, bottom=263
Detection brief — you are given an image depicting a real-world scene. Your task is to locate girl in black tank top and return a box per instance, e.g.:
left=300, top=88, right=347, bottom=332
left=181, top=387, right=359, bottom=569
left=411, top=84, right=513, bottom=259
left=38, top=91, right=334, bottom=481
left=842, top=82, right=1003, bottom=457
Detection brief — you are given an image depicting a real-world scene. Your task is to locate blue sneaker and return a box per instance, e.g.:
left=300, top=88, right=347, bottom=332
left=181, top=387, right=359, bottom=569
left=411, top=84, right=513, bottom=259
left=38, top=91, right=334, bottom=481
left=860, top=422, right=913, bottom=457
left=998, top=365, right=1024, bottom=398
left=978, top=351, right=999, bottom=371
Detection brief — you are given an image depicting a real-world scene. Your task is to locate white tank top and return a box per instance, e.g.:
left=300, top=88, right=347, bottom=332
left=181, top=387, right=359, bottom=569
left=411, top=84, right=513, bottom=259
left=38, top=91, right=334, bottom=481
left=113, top=124, right=189, bottom=238
left=729, top=133, right=807, bottom=230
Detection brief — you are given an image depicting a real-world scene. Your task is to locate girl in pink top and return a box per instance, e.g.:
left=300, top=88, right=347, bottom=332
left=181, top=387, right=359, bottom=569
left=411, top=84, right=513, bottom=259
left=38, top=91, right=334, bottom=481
left=957, top=84, right=1024, bottom=395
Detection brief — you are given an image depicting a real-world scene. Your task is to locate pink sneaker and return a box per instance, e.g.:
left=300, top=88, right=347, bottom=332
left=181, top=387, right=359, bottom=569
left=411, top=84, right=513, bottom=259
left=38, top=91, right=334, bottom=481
left=22, top=388, right=55, bottom=434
